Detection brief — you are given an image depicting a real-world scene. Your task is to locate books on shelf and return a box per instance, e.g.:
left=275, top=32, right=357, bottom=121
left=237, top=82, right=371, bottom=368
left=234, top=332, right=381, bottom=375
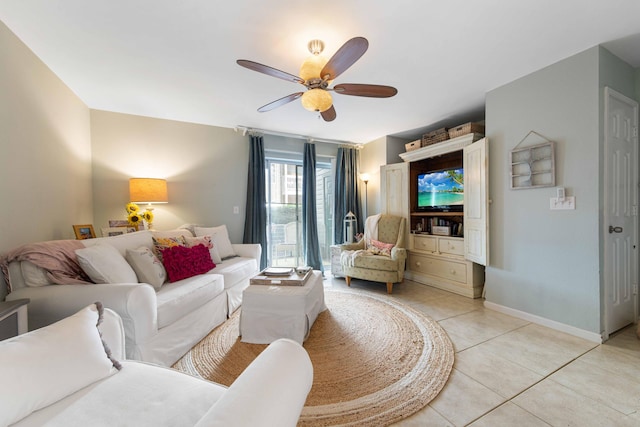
left=425, top=217, right=464, bottom=237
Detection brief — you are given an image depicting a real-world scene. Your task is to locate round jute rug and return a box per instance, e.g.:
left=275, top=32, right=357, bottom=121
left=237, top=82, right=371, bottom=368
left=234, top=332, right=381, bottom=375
left=173, top=290, right=454, bottom=426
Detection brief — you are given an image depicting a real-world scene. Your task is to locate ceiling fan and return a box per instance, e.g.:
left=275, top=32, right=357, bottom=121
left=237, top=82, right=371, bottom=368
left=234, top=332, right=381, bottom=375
left=237, top=37, right=397, bottom=122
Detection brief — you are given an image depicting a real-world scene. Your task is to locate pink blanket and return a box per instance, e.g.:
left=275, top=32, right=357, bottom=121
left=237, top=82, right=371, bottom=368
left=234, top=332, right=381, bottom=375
left=1, top=240, right=91, bottom=293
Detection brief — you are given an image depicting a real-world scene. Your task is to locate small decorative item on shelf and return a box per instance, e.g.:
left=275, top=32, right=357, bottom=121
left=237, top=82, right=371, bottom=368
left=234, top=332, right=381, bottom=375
left=125, top=203, right=154, bottom=230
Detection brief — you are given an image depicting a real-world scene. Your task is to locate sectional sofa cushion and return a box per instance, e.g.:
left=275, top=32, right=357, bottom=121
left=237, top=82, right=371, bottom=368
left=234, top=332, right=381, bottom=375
left=194, top=225, right=235, bottom=259
left=76, top=243, right=138, bottom=284
left=155, top=274, right=225, bottom=329
left=0, top=304, right=119, bottom=426
left=125, top=246, right=167, bottom=290
left=211, top=256, right=258, bottom=291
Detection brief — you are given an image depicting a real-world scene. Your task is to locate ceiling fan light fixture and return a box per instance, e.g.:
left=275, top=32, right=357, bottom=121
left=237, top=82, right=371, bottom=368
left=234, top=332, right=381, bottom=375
left=299, top=54, right=328, bottom=82
left=301, top=89, right=332, bottom=112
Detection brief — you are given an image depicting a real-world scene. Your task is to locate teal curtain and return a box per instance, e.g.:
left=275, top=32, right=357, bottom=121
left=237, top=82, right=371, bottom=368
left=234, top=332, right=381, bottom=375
left=302, top=143, right=324, bottom=272
left=243, top=135, right=268, bottom=269
left=333, top=147, right=362, bottom=244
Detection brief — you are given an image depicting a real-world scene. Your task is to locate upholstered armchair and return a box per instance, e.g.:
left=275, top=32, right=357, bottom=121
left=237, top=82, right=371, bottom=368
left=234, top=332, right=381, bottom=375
left=340, top=214, right=407, bottom=294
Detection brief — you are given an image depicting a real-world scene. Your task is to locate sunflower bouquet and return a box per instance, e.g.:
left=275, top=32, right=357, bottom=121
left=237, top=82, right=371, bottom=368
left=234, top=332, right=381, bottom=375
left=126, top=203, right=154, bottom=228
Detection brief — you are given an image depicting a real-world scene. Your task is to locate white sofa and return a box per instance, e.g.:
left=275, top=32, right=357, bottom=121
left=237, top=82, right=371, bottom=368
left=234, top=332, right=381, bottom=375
left=0, top=304, right=313, bottom=427
left=2, top=227, right=260, bottom=366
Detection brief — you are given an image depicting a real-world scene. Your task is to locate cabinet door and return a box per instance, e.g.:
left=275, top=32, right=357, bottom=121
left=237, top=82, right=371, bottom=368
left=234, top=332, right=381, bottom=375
left=464, top=138, right=489, bottom=265
left=380, top=163, right=409, bottom=217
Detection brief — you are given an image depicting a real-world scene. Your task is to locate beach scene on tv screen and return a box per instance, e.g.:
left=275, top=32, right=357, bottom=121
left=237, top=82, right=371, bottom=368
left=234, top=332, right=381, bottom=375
left=418, top=169, right=464, bottom=207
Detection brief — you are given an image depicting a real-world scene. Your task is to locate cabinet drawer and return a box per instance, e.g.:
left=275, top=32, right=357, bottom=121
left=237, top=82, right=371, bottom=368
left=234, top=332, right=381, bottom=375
left=408, top=254, right=467, bottom=284
left=412, top=235, right=437, bottom=252
left=438, top=237, right=464, bottom=256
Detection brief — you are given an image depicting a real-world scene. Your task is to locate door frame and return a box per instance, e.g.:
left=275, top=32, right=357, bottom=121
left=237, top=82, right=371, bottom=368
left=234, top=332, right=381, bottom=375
left=603, top=86, right=639, bottom=340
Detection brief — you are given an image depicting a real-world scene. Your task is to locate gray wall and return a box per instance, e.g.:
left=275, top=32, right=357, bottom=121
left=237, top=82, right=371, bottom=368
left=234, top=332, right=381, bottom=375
left=0, top=21, right=93, bottom=299
left=485, top=46, right=638, bottom=335
left=90, top=110, right=250, bottom=243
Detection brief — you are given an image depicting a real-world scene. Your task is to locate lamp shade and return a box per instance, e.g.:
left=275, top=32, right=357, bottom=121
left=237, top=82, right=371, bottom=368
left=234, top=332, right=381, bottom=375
left=129, top=178, right=168, bottom=204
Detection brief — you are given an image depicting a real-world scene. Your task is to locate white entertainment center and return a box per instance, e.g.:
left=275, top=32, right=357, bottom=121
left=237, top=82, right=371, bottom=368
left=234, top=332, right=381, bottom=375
left=380, top=133, right=489, bottom=298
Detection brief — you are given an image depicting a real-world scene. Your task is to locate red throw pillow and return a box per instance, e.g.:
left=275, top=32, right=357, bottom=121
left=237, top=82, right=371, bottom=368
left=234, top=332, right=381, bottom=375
left=160, top=244, right=215, bottom=282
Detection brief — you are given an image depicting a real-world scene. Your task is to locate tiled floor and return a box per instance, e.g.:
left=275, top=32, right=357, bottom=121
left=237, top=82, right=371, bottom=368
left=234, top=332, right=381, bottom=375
left=323, top=274, right=640, bottom=427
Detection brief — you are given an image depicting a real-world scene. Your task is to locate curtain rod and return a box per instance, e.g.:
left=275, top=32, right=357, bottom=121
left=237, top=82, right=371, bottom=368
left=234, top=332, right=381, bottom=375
left=234, top=125, right=360, bottom=146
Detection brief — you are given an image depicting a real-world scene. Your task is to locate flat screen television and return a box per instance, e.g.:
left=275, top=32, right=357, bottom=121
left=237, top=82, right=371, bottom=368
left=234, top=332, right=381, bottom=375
left=417, top=168, right=464, bottom=212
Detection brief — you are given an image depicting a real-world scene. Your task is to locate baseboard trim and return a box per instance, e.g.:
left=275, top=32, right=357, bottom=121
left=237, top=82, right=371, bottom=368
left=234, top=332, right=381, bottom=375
left=483, top=301, right=603, bottom=344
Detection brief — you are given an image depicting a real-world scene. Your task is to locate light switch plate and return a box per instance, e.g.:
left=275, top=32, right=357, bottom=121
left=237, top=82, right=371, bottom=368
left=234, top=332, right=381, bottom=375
left=550, top=196, right=575, bottom=210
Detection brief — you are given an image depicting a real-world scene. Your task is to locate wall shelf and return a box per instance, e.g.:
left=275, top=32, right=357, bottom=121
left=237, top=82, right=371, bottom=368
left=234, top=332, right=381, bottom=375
left=510, top=139, right=555, bottom=189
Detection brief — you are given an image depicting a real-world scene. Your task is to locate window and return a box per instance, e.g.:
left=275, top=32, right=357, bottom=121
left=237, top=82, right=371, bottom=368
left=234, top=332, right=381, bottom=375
left=266, top=158, right=332, bottom=269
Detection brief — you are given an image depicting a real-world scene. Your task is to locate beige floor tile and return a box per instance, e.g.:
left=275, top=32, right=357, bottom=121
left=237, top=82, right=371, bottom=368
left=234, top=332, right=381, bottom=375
left=513, top=380, right=637, bottom=427
left=322, top=278, right=640, bottom=426
left=429, top=369, right=505, bottom=426
left=407, top=294, right=479, bottom=321
left=468, top=402, right=550, bottom=426
left=478, top=323, right=597, bottom=376
left=398, top=283, right=451, bottom=302
left=454, top=344, right=544, bottom=399
left=438, top=308, right=529, bottom=348
left=549, top=347, right=640, bottom=415
left=440, top=329, right=479, bottom=352
left=392, top=405, right=454, bottom=426
left=604, top=325, right=640, bottom=357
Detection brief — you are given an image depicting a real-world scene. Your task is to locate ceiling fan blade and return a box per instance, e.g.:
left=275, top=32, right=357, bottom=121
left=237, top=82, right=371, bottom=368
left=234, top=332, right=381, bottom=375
left=333, top=83, right=398, bottom=98
left=237, top=60, right=305, bottom=84
left=321, top=105, right=337, bottom=122
left=320, top=37, right=368, bottom=81
left=257, top=92, right=304, bottom=112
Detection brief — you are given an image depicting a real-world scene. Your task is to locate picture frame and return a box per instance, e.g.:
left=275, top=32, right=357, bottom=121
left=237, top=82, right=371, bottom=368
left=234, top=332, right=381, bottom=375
left=73, top=224, right=96, bottom=240
left=109, top=219, right=138, bottom=231
left=101, top=227, right=127, bottom=237
left=101, top=227, right=137, bottom=237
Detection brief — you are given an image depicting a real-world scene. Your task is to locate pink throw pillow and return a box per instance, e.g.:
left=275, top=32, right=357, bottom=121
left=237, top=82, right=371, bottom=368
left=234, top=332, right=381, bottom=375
left=368, top=239, right=395, bottom=257
left=160, top=244, right=215, bottom=282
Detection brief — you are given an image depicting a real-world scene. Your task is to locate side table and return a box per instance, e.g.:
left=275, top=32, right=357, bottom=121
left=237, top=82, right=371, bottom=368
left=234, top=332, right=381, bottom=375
left=0, top=298, right=29, bottom=341
left=330, top=244, right=345, bottom=277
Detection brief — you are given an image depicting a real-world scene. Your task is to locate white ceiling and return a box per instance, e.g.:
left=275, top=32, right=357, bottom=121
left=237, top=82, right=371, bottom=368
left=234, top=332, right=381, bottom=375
left=2, top=1, right=640, bottom=144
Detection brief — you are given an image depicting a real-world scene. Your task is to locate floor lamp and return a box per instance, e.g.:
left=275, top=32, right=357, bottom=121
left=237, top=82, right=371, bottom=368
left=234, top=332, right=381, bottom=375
left=360, top=173, right=370, bottom=219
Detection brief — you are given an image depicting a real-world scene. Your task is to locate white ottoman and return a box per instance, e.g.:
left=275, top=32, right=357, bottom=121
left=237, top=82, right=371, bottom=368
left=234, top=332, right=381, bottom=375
left=240, top=271, right=326, bottom=344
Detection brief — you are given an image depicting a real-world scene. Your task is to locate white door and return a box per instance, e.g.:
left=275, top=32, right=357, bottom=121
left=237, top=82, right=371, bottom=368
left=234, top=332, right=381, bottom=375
left=604, top=87, right=638, bottom=339
left=464, top=137, right=489, bottom=266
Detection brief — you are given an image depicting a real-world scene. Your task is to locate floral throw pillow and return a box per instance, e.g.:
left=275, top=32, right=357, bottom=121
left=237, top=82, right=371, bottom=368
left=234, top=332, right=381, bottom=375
left=367, top=239, right=395, bottom=257
left=125, top=246, right=167, bottom=290
left=152, top=236, right=187, bottom=261
left=160, top=244, right=215, bottom=282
